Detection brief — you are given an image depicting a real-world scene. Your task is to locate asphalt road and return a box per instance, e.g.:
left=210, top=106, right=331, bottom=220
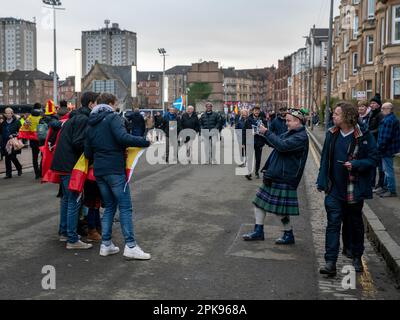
left=0, top=137, right=399, bottom=300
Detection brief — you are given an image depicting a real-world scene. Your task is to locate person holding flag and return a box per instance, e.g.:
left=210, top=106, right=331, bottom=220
left=18, top=103, right=42, bottom=179
left=84, top=93, right=151, bottom=260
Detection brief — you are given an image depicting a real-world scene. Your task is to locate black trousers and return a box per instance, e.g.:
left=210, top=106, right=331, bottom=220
left=5, top=152, right=22, bottom=177
left=254, top=146, right=263, bottom=175
left=30, top=140, right=41, bottom=177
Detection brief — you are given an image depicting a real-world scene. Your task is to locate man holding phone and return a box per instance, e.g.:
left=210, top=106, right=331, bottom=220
left=317, top=102, right=378, bottom=276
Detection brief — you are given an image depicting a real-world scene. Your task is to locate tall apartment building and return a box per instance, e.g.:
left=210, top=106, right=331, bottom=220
left=82, top=21, right=137, bottom=75
left=332, top=0, right=400, bottom=101
left=0, top=17, right=37, bottom=72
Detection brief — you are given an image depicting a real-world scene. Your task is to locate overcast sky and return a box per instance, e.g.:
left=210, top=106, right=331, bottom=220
left=2, top=0, right=341, bottom=79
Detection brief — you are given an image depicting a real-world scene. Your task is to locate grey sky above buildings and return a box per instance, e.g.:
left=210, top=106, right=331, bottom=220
left=2, top=0, right=340, bottom=79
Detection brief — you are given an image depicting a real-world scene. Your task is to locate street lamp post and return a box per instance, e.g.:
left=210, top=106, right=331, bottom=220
left=158, top=48, right=167, bottom=113
left=325, top=0, right=334, bottom=131
left=42, top=0, right=64, bottom=106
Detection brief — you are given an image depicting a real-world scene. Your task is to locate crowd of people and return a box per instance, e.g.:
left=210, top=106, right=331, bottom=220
left=0, top=93, right=399, bottom=273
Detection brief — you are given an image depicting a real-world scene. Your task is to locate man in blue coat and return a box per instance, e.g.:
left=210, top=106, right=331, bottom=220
left=317, top=102, right=378, bottom=275
left=377, top=103, right=400, bottom=198
left=85, top=93, right=151, bottom=260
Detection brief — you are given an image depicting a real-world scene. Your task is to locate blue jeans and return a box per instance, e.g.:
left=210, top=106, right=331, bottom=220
left=382, top=156, right=397, bottom=194
left=96, top=175, right=136, bottom=248
left=324, top=195, right=365, bottom=263
left=59, top=175, right=81, bottom=244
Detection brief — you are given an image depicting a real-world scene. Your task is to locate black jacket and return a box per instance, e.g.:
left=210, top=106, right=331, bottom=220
left=84, top=107, right=150, bottom=177
left=125, top=111, right=146, bottom=137
left=180, top=112, right=200, bottom=133
left=200, top=112, right=220, bottom=131
left=262, top=126, right=309, bottom=188
left=270, top=116, right=288, bottom=136
left=154, top=115, right=164, bottom=129
left=51, top=106, right=91, bottom=174
left=248, top=114, right=268, bottom=148
left=1, top=116, right=21, bottom=155
left=369, top=108, right=384, bottom=140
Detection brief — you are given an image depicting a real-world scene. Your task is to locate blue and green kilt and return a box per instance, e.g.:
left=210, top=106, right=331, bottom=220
left=253, top=182, right=300, bottom=216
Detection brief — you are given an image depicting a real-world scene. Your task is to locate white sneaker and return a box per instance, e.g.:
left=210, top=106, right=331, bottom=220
left=123, top=245, right=151, bottom=260
left=100, top=242, right=120, bottom=257
left=66, top=240, right=93, bottom=250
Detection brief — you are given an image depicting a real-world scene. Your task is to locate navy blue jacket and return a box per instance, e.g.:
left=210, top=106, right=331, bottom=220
left=125, top=111, right=146, bottom=137
left=317, top=125, right=378, bottom=202
left=270, top=116, right=288, bottom=136
left=235, top=116, right=252, bottom=145
left=262, top=126, right=309, bottom=188
left=377, top=112, right=400, bottom=157
left=84, top=107, right=150, bottom=177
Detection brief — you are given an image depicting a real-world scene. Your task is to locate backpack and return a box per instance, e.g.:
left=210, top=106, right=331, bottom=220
left=37, top=122, right=49, bottom=143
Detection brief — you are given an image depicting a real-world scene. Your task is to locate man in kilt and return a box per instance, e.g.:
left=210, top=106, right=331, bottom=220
left=317, top=102, right=378, bottom=276
left=242, top=108, right=309, bottom=245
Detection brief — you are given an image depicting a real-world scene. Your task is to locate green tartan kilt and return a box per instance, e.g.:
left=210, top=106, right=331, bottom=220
left=253, top=182, right=300, bottom=216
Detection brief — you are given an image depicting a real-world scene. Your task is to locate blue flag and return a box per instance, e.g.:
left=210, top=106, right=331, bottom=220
left=173, top=96, right=184, bottom=111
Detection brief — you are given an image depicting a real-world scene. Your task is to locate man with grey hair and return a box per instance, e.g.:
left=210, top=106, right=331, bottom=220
left=377, top=102, right=400, bottom=198
left=180, top=105, right=200, bottom=163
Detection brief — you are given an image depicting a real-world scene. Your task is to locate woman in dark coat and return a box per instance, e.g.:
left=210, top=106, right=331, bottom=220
left=242, top=109, right=309, bottom=245
left=1, top=108, right=22, bottom=179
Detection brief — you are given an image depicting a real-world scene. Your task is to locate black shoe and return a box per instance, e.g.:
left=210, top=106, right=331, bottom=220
left=342, top=248, right=353, bottom=259
left=319, top=262, right=337, bottom=276
left=3, top=175, right=12, bottom=179
left=352, top=257, right=364, bottom=273
left=17, top=170, right=22, bottom=176
left=245, top=174, right=252, bottom=181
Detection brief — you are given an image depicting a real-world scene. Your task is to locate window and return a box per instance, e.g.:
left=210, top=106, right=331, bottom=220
left=344, top=33, right=349, bottom=50
left=366, top=80, right=373, bottom=100
left=352, top=52, right=359, bottom=74
left=336, top=46, right=340, bottom=62
left=393, top=5, right=400, bottom=44
left=367, top=0, right=375, bottom=19
left=92, top=79, right=117, bottom=95
left=353, top=15, right=359, bottom=39
left=366, top=35, right=374, bottom=64
left=381, top=18, right=385, bottom=51
left=392, top=66, right=400, bottom=99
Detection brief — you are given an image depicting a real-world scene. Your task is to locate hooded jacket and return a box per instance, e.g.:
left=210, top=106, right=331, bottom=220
left=125, top=110, right=146, bottom=137
left=51, top=106, right=92, bottom=174
left=84, top=105, right=150, bottom=177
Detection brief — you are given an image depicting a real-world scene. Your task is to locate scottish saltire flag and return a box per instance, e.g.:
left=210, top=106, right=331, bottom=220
left=173, top=95, right=184, bottom=111
left=125, top=147, right=146, bottom=191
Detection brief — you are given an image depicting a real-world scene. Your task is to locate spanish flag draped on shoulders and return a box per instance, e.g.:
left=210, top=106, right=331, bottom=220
left=18, top=104, right=43, bottom=141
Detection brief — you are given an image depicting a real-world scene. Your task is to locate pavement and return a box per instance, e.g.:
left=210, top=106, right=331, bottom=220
left=0, top=132, right=399, bottom=300
left=307, top=125, right=400, bottom=284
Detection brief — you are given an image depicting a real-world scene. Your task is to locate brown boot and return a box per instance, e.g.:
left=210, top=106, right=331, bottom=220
left=87, top=229, right=102, bottom=242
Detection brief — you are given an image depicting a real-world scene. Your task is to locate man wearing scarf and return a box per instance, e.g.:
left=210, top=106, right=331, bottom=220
left=317, top=102, right=378, bottom=276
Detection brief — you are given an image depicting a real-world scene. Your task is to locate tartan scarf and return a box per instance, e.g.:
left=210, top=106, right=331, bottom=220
left=329, top=125, right=363, bottom=204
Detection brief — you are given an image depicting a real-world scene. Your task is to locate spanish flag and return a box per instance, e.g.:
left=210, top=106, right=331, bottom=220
left=45, top=100, right=56, bottom=115
left=68, top=154, right=89, bottom=193
left=125, top=147, right=146, bottom=190
left=18, top=115, right=41, bottom=141
left=234, top=104, right=239, bottom=115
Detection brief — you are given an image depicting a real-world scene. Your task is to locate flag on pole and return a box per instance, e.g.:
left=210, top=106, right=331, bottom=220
left=125, top=147, right=146, bottom=190
left=173, top=95, right=184, bottom=112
